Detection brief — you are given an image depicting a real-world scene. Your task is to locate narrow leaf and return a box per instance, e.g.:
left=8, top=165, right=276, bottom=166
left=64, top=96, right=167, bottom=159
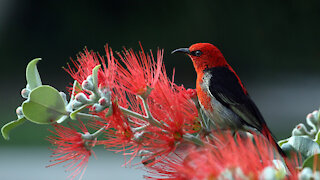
left=315, top=130, right=320, bottom=145
left=1, top=117, right=27, bottom=140
left=92, top=65, right=101, bottom=91
left=70, top=105, right=89, bottom=120
left=70, top=80, right=81, bottom=101
left=22, top=85, right=67, bottom=124
left=26, top=58, right=42, bottom=90
left=278, top=138, right=289, bottom=147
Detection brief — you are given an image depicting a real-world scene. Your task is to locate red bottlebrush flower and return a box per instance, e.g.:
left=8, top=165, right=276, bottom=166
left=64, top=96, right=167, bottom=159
left=133, top=77, right=199, bottom=166
left=115, top=43, right=163, bottom=95
left=148, top=74, right=199, bottom=136
left=94, top=100, right=145, bottom=166
left=47, top=122, right=94, bottom=180
left=64, top=43, right=201, bottom=176
left=98, top=45, right=118, bottom=89
left=65, top=48, right=101, bottom=85
left=146, top=131, right=293, bottom=180
left=97, top=102, right=134, bottom=149
left=65, top=45, right=118, bottom=94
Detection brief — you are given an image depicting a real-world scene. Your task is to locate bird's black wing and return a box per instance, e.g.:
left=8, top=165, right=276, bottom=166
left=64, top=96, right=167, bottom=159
left=206, top=66, right=266, bottom=131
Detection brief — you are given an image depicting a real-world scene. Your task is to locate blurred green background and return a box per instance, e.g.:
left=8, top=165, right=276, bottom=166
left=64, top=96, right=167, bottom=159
left=0, top=0, right=319, bottom=179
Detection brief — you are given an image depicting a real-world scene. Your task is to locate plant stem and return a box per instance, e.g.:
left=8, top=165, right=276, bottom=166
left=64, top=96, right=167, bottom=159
left=183, top=134, right=204, bottom=146
left=119, top=106, right=146, bottom=120
left=138, top=95, right=162, bottom=127
left=82, top=126, right=107, bottom=150
left=132, top=124, right=148, bottom=132
left=76, top=112, right=104, bottom=121
left=91, top=126, right=106, bottom=139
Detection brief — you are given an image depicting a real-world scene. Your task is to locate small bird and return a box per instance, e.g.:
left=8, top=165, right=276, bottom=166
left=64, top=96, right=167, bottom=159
left=172, top=43, right=284, bottom=155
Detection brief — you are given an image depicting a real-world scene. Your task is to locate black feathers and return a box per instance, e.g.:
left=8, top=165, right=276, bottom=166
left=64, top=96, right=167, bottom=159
left=205, top=67, right=266, bottom=131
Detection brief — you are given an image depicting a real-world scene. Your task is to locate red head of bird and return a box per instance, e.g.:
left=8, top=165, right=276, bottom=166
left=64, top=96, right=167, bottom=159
left=172, top=42, right=247, bottom=97
left=172, top=43, right=229, bottom=73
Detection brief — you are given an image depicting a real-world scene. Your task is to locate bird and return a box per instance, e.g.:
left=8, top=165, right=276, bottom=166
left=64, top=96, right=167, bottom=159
left=172, top=43, right=285, bottom=156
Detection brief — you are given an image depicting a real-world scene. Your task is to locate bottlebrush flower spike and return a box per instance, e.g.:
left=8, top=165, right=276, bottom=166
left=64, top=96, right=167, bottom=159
left=64, top=43, right=201, bottom=176
left=65, top=48, right=101, bottom=85
left=47, top=122, right=94, bottom=180
left=148, top=72, right=199, bottom=136
left=65, top=45, right=117, bottom=92
left=115, top=43, right=163, bottom=96
left=146, top=131, right=297, bottom=180
left=94, top=99, right=146, bottom=166
left=135, top=78, right=199, bottom=166
left=96, top=102, right=134, bottom=149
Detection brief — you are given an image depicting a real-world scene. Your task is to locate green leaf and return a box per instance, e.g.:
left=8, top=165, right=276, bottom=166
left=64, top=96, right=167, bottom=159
left=315, top=130, right=320, bottom=145
left=1, top=117, right=27, bottom=140
left=22, top=85, right=67, bottom=124
left=70, top=80, right=81, bottom=101
left=92, top=65, right=101, bottom=91
left=288, top=136, right=320, bottom=159
left=278, top=138, right=289, bottom=147
left=26, top=58, right=42, bottom=90
left=302, top=154, right=320, bottom=170
left=70, top=105, right=89, bottom=120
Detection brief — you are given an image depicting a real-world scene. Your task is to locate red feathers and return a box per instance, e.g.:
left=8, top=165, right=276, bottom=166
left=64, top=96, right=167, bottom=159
left=188, top=43, right=247, bottom=94
left=188, top=43, right=228, bottom=71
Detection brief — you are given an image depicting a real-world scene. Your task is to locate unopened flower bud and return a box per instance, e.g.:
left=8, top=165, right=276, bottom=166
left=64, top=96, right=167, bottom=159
left=307, top=113, right=316, bottom=122
left=98, top=97, right=110, bottom=107
left=72, top=101, right=83, bottom=109
left=21, top=88, right=30, bottom=98
left=259, top=167, right=276, bottom=180
left=82, top=80, right=94, bottom=91
left=92, top=104, right=104, bottom=112
left=312, top=110, right=319, bottom=116
left=306, top=111, right=320, bottom=131
left=75, top=93, right=89, bottom=104
left=299, top=167, right=313, bottom=180
left=89, top=94, right=96, bottom=101
left=59, top=92, right=67, bottom=104
left=16, top=106, right=24, bottom=118
left=86, top=75, right=93, bottom=83
left=292, top=123, right=308, bottom=136
left=218, top=167, right=247, bottom=179
left=99, top=88, right=111, bottom=98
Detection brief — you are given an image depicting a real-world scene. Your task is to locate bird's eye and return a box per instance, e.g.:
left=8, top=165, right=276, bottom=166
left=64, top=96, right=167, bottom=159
left=191, top=50, right=202, bottom=57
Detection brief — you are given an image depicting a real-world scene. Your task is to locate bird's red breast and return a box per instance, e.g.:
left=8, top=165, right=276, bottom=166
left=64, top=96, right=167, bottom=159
left=196, top=72, right=214, bottom=112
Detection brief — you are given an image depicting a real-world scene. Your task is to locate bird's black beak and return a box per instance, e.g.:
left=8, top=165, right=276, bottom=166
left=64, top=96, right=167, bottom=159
left=171, top=48, right=190, bottom=54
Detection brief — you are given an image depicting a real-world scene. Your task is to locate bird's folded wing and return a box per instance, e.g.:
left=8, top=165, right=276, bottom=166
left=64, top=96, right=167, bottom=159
left=207, top=67, right=265, bottom=131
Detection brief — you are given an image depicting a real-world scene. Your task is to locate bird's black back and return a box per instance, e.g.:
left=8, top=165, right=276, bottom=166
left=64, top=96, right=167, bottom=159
left=204, top=66, right=266, bottom=131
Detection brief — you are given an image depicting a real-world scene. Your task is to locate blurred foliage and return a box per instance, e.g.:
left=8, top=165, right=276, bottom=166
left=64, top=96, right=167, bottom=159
left=1, top=0, right=320, bottom=80
left=0, top=0, right=319, bottom=145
